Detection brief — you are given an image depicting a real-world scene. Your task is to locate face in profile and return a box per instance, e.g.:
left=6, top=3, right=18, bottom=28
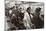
left=27, top=7, right=31, bottom=14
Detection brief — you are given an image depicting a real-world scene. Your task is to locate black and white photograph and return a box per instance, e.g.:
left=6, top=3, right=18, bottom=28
left=5, top=0, right=44, bottom=31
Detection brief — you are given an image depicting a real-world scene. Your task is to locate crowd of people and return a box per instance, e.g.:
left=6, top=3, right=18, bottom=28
left=5, top=5, right=44, bottom=30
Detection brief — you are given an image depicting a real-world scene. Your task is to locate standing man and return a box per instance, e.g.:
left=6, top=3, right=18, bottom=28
left=23, top=7, right=33, bottom=29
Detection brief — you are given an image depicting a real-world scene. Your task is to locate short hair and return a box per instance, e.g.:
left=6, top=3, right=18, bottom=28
left=26, top=7, right=31, bottom=12
left=35, top=7, right=41, bottom=12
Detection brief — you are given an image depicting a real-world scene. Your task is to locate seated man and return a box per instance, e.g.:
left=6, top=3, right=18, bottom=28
left=10, top=7, right=26, bottom=30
